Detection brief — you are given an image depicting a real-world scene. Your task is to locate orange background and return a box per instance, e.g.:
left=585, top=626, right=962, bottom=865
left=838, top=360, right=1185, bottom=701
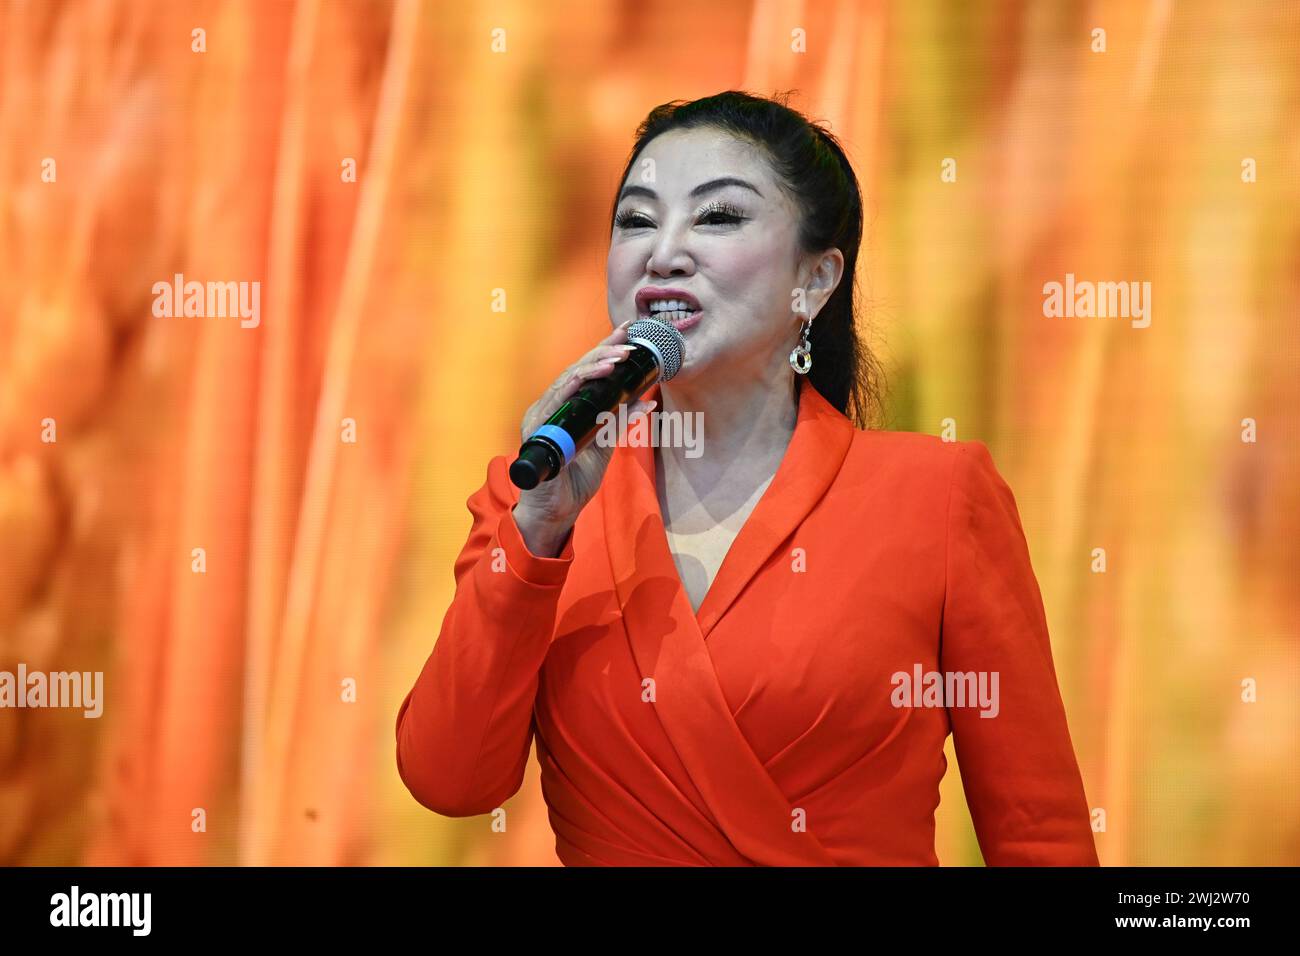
left=0, top=0, right=1297, bottom=865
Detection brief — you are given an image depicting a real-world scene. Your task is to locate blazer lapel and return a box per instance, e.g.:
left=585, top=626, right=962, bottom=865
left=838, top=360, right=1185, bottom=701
left=693, top=377, right=855, bottom=637
left=598, top=377, right=854, bottom=865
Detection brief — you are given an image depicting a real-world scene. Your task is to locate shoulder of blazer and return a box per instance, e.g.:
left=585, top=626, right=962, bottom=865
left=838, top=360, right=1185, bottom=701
left=844, top=426, right=962, bottom=469
left=834, top=428, right=977, bottom=510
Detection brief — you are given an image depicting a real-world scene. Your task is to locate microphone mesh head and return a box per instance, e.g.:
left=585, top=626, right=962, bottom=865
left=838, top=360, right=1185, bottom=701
left=626, top=318, right=686, bottom=381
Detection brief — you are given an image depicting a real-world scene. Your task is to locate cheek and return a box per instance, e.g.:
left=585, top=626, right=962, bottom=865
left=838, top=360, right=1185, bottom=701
left=607, top=245, right=639, bottom=281
left=713, top=243, right=783, bottom=301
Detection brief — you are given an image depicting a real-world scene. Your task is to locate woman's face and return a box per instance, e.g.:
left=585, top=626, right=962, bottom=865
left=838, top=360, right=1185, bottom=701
left=606, top=127, right=842, bottom=385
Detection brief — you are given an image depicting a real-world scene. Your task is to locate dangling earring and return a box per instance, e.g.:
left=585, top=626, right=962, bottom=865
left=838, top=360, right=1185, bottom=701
left=789, top=318, right=813, bottom=375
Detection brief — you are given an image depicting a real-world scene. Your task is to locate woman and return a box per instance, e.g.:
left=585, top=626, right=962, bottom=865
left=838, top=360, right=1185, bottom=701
left=396, top=91, right=1099, bottom=866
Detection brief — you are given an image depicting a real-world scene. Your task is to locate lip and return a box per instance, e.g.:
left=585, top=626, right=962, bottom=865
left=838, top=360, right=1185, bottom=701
left=666, top=310, right=702, bottom=332
left=635, top=286, right=702, bottom=317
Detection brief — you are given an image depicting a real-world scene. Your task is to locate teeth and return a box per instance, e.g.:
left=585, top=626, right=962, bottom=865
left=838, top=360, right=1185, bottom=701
left=653, top=310, right=696, bottom=322
left=647, top=298, right=695, bottom=313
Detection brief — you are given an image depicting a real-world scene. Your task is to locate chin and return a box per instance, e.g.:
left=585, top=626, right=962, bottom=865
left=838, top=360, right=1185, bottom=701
left=668, top=351, right=702, bottom=377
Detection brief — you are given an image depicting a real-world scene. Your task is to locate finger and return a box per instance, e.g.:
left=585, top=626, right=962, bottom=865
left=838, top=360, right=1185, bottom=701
left=573, top=322, right=631, bottom=369
left=599, top=317, right=635, bottom=345
left=555, top=359, right=617, bottom=402
left=573, top=358, right=620, bottom=383
left=555, top=321, right=634, bottom=384
left=570, top=344, right=635, bottom=369
left=535, top=341, right=636, bottom=431
left=575, top=336, right=635, bottom=374
left=594, top=343, right=637, bottom=364
left=552, top=345, right=615, bottom=391
left=532, top=360, right=606, bottom=430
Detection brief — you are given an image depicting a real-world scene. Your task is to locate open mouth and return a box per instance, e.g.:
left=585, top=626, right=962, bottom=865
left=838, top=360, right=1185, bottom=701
left=640, top=306, right=701, bottom=323
left=640, top=309, right=702, bottom=334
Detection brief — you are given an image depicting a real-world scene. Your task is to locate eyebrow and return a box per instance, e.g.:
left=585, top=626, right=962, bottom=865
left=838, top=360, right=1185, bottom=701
left=617, top=176, right=763, bottom=205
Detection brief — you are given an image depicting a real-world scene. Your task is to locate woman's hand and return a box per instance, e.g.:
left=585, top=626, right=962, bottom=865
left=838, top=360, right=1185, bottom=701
left=512, top=319, right=657, bottom=555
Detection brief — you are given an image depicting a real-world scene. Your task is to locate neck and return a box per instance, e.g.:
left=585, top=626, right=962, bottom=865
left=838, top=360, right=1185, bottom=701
left=654, top=368, right=801, bottom=505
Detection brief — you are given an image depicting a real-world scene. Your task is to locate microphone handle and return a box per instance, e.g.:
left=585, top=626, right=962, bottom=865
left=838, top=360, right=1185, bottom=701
left=510, top=347, right=660, bottom=489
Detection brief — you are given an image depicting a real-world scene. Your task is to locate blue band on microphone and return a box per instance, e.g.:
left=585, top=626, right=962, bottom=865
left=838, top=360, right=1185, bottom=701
left=532, top=424, right=575, bottom=465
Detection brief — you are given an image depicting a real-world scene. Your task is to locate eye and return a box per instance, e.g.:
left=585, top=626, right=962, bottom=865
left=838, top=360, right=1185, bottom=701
left=614, top=201, right=747, bottom=231
left=697, top=201, right=746, bottom=225
left=613, top=209, right=650, bottom=230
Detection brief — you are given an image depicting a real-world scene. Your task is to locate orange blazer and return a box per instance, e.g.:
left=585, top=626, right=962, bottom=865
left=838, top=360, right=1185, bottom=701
left=396, top=375, right=1100, bottom=866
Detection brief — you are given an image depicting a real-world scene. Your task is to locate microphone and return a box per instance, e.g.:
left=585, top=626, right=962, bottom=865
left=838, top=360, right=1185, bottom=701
left=509, top=318, right=685, bottom=490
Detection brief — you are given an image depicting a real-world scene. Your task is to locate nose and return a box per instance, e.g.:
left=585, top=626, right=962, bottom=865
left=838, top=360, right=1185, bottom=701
left=646, top=220, right=695, bottom=279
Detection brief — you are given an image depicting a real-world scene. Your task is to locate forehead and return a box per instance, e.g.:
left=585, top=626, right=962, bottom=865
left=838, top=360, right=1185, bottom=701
left=619, top=127, right=782, bottom=204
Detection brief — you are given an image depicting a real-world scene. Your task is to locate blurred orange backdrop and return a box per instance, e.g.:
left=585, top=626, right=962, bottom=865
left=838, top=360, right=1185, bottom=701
left=0, top=0, right=1297, bottom=866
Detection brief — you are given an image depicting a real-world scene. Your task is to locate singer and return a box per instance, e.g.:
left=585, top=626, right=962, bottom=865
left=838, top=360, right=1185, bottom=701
left=396, top=91, right=1099, bottom=866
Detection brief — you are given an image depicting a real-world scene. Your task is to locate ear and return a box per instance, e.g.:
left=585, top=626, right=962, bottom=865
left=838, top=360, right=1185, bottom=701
left=803, top=248, right=844, bottom=320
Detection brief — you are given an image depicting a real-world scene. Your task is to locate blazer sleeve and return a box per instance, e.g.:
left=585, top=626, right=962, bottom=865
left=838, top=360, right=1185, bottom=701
left=395, top=453, right=575, bottom=817
left=940, top=440, right=1099, bottom=865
